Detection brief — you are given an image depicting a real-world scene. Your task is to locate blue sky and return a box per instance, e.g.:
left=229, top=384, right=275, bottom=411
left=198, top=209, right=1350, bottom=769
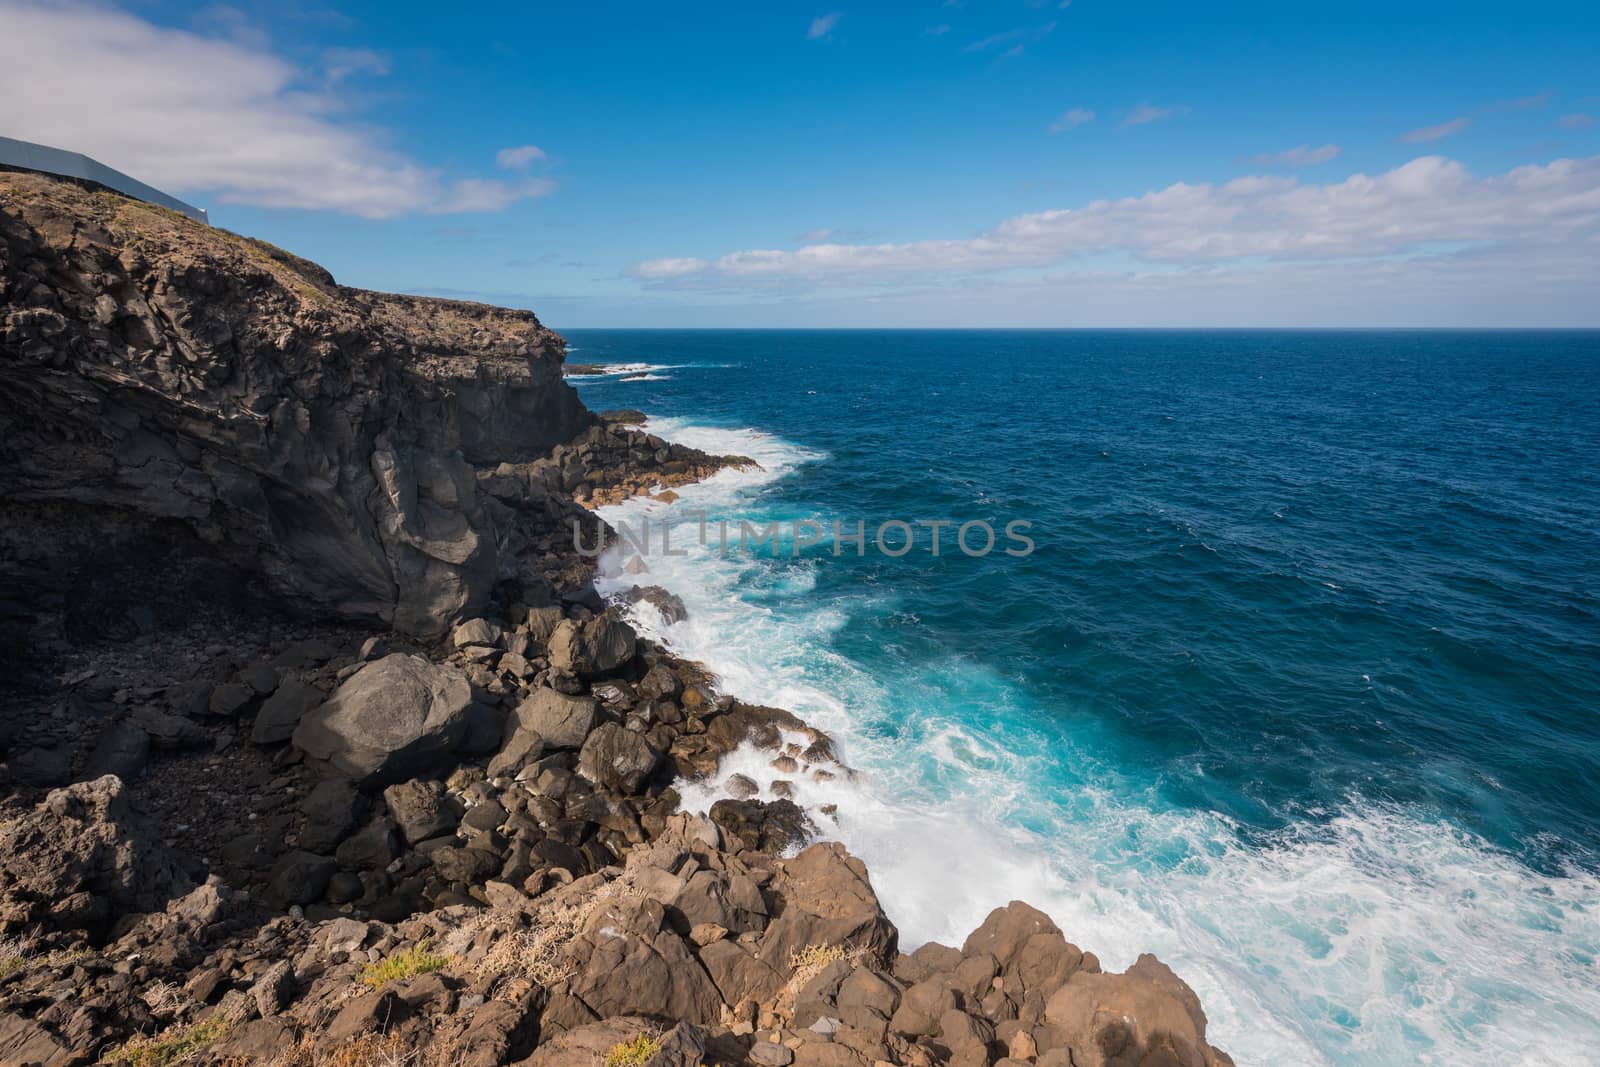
left=3, top=0, right=1599, bottom=326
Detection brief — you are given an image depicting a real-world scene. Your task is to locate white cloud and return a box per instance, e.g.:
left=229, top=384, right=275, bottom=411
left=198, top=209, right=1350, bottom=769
left=1122, top=103, right=1188, bottom=127
left=627, top=155, right=1600, bottom=290
left=496, top=145, right=548, bottom=169
left=1559, top=113, right=1595, bottom=129
left=0, top=1, right=556, bottom=218
left=632, top=257, right=712, bottom=279
left=322, top=46, right=388, bottom=83
left=1399, top=116, right=1470, bottom=143
left=1251, top=144, right=1342, bottom=167
left=799, top=228, right=834, bottom=242
left=807, top=13, right=840, bottom=40
left=1049, top=108, right=1095, bottom=133
left=965, top=22, right=1056, bottom=53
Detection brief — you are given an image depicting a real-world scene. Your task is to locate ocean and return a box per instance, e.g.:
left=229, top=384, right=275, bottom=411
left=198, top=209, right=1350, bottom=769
left=561, top=329, right=1600, bottom=1066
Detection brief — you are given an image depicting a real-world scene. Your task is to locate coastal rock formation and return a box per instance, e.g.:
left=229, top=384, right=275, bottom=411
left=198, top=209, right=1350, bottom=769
left=0, top=171, right=1234, bottom=1067
left=0, top=170, right=590, bottom=636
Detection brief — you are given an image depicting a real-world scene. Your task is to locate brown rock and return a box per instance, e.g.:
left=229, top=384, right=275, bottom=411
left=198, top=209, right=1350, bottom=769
left=325, top=989, right=409, bottom=1043
left=577, top=722, right=661, bottom=793
left=513, top=687, right=597, bottom=750
left=1043, top=954, right=1234, bottom=1067
left=760, top=843, right=897, bottom=968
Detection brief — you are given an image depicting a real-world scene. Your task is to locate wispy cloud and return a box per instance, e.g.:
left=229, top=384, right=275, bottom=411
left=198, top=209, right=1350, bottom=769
left=807, top=12, right=841, bottom=40
left=322, top=46, right=387, bottom=83
left=1049, top=108, right=1095, bottom=133
left=925, top=24, right=951, bottom=36
left=964, top=22, right=1056, bottom=54
left=1559, top=113, right=1595, bottom=129
left=1251, top=144, right=1342, bottom=167
left=1487, top=91, right=1551, bottom=112
left=0, top=0, right=555, bottom=218
left=1122, top=103, right=1188, bottom=127
left=629, top=156, right=1600, bottom=290
left=496, top=145, right=547, bottom=169
left=633, top=257, right=710, bottom=280
left=799, top=228, right=834, bottom=243
left=1399, top=116, right=1470, bottom=143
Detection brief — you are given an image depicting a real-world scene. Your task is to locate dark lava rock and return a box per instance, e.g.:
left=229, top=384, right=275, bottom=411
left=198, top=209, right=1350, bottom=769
left=83, top=721, right=151, bottom=782
left=292, top=654, right=473, bottom=785
left=263, top=850, right=338, bottom=909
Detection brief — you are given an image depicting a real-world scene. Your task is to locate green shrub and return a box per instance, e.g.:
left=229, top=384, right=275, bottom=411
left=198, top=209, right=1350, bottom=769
left=603, top=1032, right=662, bottom=1067
left=359, top=940, right=450, bottom=988
left=100, top=1015, right=231, bottom=1066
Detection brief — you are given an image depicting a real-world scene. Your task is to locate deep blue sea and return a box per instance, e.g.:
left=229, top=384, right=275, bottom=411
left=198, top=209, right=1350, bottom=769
left=562, top=329, right=1600, bottom=1066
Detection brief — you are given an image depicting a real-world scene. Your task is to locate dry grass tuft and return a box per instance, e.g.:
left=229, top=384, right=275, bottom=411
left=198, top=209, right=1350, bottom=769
left=138, top=979, right=187, bottom=1017
left=474, top=877, right=639, bottom=991
left=788, top=942, right=848, bottom=986
left=0, top=935, right=29, bottom=979
left=255, top=1032, right=423, bottom=1067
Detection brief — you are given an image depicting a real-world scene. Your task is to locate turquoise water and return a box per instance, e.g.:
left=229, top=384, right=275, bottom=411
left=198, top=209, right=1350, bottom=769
left=564, top=329, right=1600, bottom=1065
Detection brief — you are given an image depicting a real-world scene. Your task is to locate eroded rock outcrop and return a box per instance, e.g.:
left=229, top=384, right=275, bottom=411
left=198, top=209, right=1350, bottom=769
left=0, top=774, right=187, bottom=938
left=0, top=170, right=591, bottom=636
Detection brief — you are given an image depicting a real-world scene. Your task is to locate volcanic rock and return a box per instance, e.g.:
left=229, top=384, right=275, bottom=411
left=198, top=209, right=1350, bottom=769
left=292, top=654, right=473, bottom=784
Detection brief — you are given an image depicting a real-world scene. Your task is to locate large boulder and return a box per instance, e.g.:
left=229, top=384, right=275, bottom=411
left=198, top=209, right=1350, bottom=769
left=1044, top=955, right=1234, bottom=1067
left=969, top=902, right=1093, bottom=1004
left=514, top=687, right=598, bottom=750
left=759, top=843, right=898, bottom=969
left=562, top=895, right=725, bottom=1025
left=291, top=654, right=473, bottom=785
left=0, top=775, right=186, bottom=938
left=577, top=722, right=661, bottom=793
left=548, top=612, right=637, bottom=676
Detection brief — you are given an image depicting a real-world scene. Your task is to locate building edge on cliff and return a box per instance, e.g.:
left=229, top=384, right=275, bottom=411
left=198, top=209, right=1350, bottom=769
left=0, top=134, right=209, bottom=224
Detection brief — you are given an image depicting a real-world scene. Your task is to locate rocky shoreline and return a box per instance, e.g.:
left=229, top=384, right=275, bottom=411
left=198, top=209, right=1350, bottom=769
left=0, top=170, right=1233, bottom=1066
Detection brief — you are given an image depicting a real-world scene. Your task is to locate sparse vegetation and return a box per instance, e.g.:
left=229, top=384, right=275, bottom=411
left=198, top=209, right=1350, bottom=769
left=786, top=941, right=854, bottom=992
left=100, top=1014, right=231, bottom=1066
left=475, top=877, right=639, bottom=989
left=252, top=1031, right=428, bottom=1067
left=603, top=1031, right=662, bottom=1067
left=789, top=942, right=847, bottom=970
left=358, top=940, right=450, bottom=988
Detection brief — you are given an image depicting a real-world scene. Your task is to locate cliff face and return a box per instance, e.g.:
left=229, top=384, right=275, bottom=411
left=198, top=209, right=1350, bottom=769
left=0, top=170, right=593, bottom=635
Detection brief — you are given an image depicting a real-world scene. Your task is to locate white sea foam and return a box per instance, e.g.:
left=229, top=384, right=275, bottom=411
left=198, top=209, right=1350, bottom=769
left=566, top=362, right=673, bottom=378
left=594, top=418, right=1600, bottom=1067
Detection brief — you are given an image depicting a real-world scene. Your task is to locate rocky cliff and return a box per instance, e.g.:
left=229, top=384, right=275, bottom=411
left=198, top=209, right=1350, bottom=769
left=0, top=169, right=591, bottom=635
left=0, top=172, right=1233, bottom=1067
